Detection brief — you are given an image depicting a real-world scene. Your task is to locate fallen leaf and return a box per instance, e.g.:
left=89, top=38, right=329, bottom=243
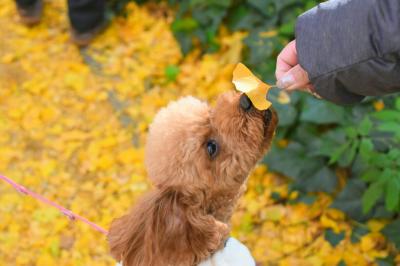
left=232, top=63, right=272, bottom=110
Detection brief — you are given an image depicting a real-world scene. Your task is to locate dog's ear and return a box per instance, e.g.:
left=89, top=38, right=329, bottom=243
left=108, top=192, right=154, bottom=265
left=108, top=187, right=228, bottom=266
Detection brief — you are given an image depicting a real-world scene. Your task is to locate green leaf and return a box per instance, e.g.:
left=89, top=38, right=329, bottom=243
left=329, top=140, right=360, bottom=167
left=263, top=142, right=305, bottom=177
left=381, top=219, right=400, bottom=249
left=226, top=5, right=266, bottom=31
left=358, top=116, right=373, bottom=136
left=378, top=122, right=400, bottom=134
left=329, top=141, right=350, bottom=165
left=244, top=31, right=279, bottom=66
left=372, top=110, right=400, bottom=122
left=308, top=128, right=346, bottom=157
left=263, top=142, right=306, bottom=178
left=171, top=18, right=199, bottom=32
left=33, top=208, right=59, bottom=223
left=331, top=177, right=393, bottom=222
left=338, top=139, right=359, bottom=167
left=338, top=260, right=346, bottom=266
left=268, top=88, right=298, bottom=127
left=296, top=194, right=316, bottom=205
left=204, top=29, right=220, bottom=52
left=192, top=5, right=226, bottom=30
left=396, top=98, right=400, bottom=111
left=264, top=142, right=326, bottom=185
left=300, top=96, right=346, bottom=124
left=351, top=154, right=369, bottom=177
left=324, top=228, right=345, bottom=247
left=359, top=138, right=374, bottom=162
left=388, top=149, right=400, bottom=162
left=164, top=65, right=180, bottom=82
left=362, top=183, right=383, bottom=214
left=344, top=127, right=358, bottom=138
left=331, top=179, right=368, bottom=221
left=50, top=238, right=60, bottom=257
left=385, top=177, right=400, bottom=211
left=305, top=0, right=319, bottom=10
left=361, top=168, right=382, bottom=182
left=248, top=0, right=277, bottom=17
left=350, top=224, right=369, bottom=243
left=370, top=153, right=393, bottom=168
left=279, top=21, right=295, bottom=36
left=292, top=123, right=319, bottom=145
left=189, top=0, right=232, bottom=8
left=173, top=32, right=193, bottom=54
left=301, top=166, right=338, bottom=193
left=270, top=191, right=281, bottom=201
left=239, top=212, right=254, bottom=233
left=376, top=256, right=395, bottom=266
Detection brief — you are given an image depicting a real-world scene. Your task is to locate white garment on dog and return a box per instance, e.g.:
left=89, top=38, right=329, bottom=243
left=116, top=237, right=255, bottom=266
left=198, top=237, right=255, bottom=266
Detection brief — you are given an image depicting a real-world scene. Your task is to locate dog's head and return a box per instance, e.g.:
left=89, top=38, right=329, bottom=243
left=109, top=92, right=278, bottom=266
left=145, top=91, right=277, bottom=192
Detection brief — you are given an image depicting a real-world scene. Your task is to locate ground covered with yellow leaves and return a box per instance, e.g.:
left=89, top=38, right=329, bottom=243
left=0, top=1, right=397, bottom=266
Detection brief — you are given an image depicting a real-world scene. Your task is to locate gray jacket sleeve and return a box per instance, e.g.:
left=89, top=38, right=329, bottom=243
left=295, top=0, right=400, bottom=105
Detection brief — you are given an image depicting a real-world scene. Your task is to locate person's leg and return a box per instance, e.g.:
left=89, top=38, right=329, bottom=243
left=67, top=0, right=106, bottom=33
left=15, top=0, right=42, bottom=26
left=68, top=0, right=107, bottom=46
left=16, top=0, right=37, bottom=8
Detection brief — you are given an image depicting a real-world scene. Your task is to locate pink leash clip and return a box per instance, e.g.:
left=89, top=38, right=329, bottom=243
left=61, top=209, right=76, bottom=221
left=15, top=183, right=29, bottom=195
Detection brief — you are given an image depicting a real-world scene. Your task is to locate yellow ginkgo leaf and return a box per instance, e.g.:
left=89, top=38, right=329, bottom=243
left=277, top=91, right=291, bottom=104
left=232, top=63, right=272, bottom=110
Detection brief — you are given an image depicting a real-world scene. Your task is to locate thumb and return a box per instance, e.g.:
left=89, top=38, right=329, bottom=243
left=276, top=64, right=310, bottom=91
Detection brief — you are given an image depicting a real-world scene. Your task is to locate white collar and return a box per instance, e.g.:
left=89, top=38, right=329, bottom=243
left=198, top=237, right=255, bottom=266
left=117, top=237, right=255, bottom=266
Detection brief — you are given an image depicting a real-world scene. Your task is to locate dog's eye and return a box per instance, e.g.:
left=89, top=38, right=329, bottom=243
left=206, top=140, right=219, bottom=159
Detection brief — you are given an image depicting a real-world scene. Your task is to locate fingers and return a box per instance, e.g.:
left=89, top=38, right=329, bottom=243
left=276, top=39, right=313, bottom=93
left=277, top=64, right=310, bottom=91
left=275, top=40, right=298, bottom=81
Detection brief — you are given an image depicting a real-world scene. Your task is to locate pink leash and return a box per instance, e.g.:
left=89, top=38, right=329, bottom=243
left=0, top=174, right=108, bottom=235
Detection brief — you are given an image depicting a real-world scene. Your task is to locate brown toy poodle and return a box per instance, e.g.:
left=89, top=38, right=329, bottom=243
left=108, top=91, right=278, bottom=266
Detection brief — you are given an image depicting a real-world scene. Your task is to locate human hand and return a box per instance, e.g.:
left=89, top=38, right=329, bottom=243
left=275, top=40, right=314, bottom=93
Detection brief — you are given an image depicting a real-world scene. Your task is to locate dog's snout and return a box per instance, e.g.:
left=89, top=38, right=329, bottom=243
left=239, top=94, right=252, bottom=111
left=264, top=109, right=272, bottom=124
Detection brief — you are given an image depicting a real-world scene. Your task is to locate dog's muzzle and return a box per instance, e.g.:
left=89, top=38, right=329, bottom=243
left=239, top=94, right=273, bottom=125
left=239, top=94, right=252, bottom=111
left=263, top=109, right=272, bottom=124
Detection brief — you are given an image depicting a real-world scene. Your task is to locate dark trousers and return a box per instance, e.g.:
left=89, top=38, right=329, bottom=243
left=15, top=0, right=105, bottom=33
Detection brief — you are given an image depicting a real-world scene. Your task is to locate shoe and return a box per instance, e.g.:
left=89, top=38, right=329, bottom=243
left=70, top=20, right=108, bottom=47
left=17, top=0, right=43, bottom=26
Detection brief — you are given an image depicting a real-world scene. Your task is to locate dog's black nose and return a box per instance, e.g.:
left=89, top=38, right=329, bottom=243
left=264, top=109, right=272, bottom=124
left=240, top=94, right=252, bottom=111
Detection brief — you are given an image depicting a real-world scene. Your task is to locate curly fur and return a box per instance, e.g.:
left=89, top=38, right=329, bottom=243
left=108, top=92, right=278, bottom=266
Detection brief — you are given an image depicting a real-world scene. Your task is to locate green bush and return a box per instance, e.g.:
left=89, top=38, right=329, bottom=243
left=168, top=0, right=319, bottom=80
left=110, top=0, right=400, bottom=250
left=265, top=92, right=400, bottom=219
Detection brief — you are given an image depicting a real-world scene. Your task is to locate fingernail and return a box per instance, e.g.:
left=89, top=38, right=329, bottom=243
left=277, top=74, right=295, bottom=89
